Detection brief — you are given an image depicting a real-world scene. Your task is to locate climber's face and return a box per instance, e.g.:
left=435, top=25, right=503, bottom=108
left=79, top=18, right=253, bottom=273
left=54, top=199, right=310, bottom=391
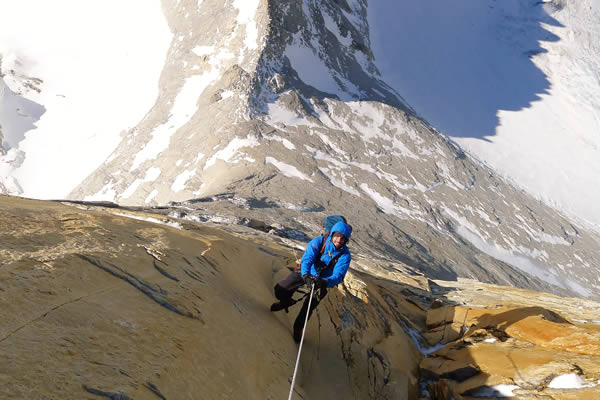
left=332, top=232, right=347, bottom=249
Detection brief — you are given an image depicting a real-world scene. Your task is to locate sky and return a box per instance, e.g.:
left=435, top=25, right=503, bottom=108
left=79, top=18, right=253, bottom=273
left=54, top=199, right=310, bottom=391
left=368, top=0, right=600, bottom=232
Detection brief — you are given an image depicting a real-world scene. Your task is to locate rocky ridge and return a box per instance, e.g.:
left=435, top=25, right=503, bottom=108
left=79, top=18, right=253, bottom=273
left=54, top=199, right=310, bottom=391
left=1, top=194, right=599, bottom=399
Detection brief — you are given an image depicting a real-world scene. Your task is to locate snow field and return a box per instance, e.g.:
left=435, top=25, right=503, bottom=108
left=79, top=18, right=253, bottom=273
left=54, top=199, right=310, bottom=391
left=266, top=157, right=312, bottom=181
left=203, top=135, right=260, bottom=170
left=0, top=0, right=172, bottom=198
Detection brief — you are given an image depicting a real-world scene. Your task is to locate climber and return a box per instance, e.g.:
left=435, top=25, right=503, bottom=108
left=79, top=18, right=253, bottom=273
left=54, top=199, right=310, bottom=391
left=270, top=220, right=352, bottom=343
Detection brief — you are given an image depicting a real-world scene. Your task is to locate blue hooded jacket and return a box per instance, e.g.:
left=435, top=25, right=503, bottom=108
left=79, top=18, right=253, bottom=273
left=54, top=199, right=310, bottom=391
left=300, top=221, right=352, bottom=287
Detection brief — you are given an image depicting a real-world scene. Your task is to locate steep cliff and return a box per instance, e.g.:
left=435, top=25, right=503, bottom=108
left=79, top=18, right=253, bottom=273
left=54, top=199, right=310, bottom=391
left=1, top=195, right=598, bottom=399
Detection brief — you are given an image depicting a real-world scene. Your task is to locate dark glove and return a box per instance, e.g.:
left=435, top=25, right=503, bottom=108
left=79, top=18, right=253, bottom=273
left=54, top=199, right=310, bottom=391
left=303, top=274, right=316, bottom=287
left=316, top=278, right=327, bottom=290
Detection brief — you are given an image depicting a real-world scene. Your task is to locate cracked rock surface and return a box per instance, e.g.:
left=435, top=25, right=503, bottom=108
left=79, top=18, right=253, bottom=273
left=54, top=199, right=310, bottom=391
left=0, top=195, right=425, bottom=399
left=1, top=194, right=599, bottom=399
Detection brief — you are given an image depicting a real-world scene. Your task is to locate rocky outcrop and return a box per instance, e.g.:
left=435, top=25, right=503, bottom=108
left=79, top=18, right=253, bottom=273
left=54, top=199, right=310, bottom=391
left=1, top=195, right=598, bottom=399
left=422, top=280, right=600, bottom=399
left=424, top=306, right=599, bottom=382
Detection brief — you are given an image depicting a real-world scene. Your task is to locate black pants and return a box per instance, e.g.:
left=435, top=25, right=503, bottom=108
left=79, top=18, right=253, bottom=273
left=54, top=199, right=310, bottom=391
left=274, top=271, right=328, bottom=332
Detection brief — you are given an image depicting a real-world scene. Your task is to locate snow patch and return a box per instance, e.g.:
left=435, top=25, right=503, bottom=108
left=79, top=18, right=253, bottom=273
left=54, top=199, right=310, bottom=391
left=264, top=134, right=296, bottom=150
left=232, top=0, right=260, bottom=51
left=534, top=231, right=570, bottom=245
left=321, top=9, right=353, bottom=47
left=266, top=99, right=317, bottom=127
left=130, top=73, right=212, bottom=171
left=122, top=182, right=143, bottom=200
left=443, top=208, right=591, bottom=297
left=194, top=153, right=205, bottom=164
left=114, top=212, right=182, bottom=230
left=218, top=89, right=234, bottom=100
left=204, top=135, right=260, bottom=169
left=145, top=189, right=158, bottom=204
left=171, top=169, right=196, bottom=192
left=121, top=168, right=161, bottom=200
left=310, top=148, right=349, bottom=169
left=360, top=183, right=395, bottom=215
left=83, top=181, right=117, bottom=203
left=405, top=326, right=447, bottom=355
left=192, top=46, right=214, bottom=56
left=319, top=167, right=360, bottom=196
left=548, top=373, right=595, bottom=389
left=266, top=157, right=312, bottom=181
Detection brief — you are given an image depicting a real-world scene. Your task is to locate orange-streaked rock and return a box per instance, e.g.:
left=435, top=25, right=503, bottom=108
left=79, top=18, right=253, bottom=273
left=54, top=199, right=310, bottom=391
left=421, top=303, right=600, bottom=398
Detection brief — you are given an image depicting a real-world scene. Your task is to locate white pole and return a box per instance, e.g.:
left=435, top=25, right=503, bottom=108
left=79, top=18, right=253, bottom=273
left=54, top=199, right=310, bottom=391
left=287, top=283, right=315, bottom=400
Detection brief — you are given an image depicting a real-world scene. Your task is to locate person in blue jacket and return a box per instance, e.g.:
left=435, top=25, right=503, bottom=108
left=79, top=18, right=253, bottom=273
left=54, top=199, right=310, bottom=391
left=270, top=221, right=352, bottom=343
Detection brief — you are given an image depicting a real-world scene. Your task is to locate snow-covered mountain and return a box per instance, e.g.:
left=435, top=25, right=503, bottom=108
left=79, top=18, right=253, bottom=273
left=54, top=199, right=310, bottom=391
left=1, top=0, right=599, bottom=300
left=0, top=0, right=171, bottom=197
left=368, top=0, right=600, bottom=232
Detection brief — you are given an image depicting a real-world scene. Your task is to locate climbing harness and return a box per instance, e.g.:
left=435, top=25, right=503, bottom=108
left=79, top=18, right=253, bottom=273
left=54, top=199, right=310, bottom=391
left=293, top=233, right=343, bottom=274
left=287, top=282, right=315, bottom=400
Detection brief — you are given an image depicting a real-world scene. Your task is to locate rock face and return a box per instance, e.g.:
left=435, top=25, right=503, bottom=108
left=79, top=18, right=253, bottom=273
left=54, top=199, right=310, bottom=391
left=63, top=0, right=600, bottom=301
left=422, top=298, right=600, bottom=398
left=0, top=195, right=424, bottom=399
left=1, top=195, right=599, bottom=399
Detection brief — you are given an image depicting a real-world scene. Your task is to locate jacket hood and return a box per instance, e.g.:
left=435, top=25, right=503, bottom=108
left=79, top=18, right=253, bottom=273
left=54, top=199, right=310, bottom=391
left=330, top=221, right=352, bottom=241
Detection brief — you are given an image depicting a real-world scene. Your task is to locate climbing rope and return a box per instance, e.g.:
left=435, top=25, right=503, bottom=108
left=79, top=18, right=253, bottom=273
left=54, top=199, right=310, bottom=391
left=287, top=282, right=315, bottom=400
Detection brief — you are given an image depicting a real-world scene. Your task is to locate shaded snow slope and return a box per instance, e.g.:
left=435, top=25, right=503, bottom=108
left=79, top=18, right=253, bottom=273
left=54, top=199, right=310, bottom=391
left=369, top=0, right=600, bottom=231
left=0, top=0, right=171, bottom=198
